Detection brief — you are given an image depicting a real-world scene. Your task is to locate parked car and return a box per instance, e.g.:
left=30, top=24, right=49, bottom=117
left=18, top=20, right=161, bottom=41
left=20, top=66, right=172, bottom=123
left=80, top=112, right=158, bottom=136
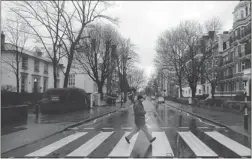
left=39, top=88, right=90, bottom=113
left=158, top=96, right=165, bottom=104
left=151, top=96, right=156, bottom=100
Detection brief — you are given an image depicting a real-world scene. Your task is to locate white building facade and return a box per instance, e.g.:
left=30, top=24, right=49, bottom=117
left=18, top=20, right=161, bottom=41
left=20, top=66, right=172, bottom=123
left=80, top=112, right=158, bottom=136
left=1, top=42, right=64, bottom=93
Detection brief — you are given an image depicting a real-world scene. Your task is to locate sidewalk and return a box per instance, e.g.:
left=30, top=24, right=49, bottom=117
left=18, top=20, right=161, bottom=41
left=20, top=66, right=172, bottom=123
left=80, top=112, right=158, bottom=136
left=165, top=100, right=251, bottom=137
left=1, top=101, right=132, bottom=154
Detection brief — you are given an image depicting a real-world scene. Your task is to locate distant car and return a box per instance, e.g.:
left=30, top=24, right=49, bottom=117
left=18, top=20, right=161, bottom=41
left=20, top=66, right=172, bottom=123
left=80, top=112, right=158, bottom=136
left=158, top=96, right=165, bottom=104
left=39, top=88, right=90, bottom=114
left=151, top=96, right=156, bottom=100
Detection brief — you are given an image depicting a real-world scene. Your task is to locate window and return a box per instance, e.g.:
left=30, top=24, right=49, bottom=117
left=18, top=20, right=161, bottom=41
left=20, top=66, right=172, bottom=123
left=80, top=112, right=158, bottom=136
left=246, top=6, right=248, bottom=16
left=68, top=74, right=75, bottom=87
left=199, top=89, right=201, bottom=94
left=44, top=62, right=48, bottom=74
left=236, top=64, right=239, bottom=73
left=241, top=10, right=244, bottom=18
left=235, top=30, right=238, bottom=37
left=34, top=59, right=39, bottom=72
left=241, top=61, right=246, bottom=70
left=241, top=44, right=245, bottom=54
left=57, top=67, right=59, bottom=77
left=238, top=45, right=241, bottom=56
left=22, top=56, right=28, bottom=69
left=235, top=47, right=238, bottom=57
left=43, top=77, right=48, bottom=92
left=21, top=75, right=27, bottom=92
left=223, top=42, right=226, bottom=50
left=241, top=26, right=245, bottom=37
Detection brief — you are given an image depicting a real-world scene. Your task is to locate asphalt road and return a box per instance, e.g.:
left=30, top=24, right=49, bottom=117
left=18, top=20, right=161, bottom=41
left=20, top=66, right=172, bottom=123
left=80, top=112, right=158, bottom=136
left=2, top=98, right=251, bottom=158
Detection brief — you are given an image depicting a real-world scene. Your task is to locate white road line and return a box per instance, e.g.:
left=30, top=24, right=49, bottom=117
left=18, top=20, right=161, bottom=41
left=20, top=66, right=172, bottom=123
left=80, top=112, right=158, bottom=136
left=92, top=119, right=97, bottom=124
left=198, top=127, right=209, bottom=129
left=102, top=128, right=114, bottom=130
left=178, top=131, right=218, bottom=157
left=26, top=132, right=87, bottom=157
left=67, top=131, right=114, bottom=157
left=83, top=127, right=94, bottom=130
left=146, top=124, right=151, bottom=128
left=187, top=113, right=190, bottom=116
left=198, top=118, right=202, bottom=122
left=121, top=127, right=132, bottom=130
left=179, top=127, right=189, bottom=128
left=108, top=132, right=139, bottom=157
left=160, top=127, right=171, bottom=129
left=205, top=131, right=251, bottom=157
left=152, top=132, right=174, bottom=157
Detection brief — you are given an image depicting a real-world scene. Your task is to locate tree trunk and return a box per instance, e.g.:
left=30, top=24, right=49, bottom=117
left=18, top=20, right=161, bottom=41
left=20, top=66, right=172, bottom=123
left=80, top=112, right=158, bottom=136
left=63, top=52, right=74, bottom=88
left=179, top=78, right=183, bottom=97
left=53, top=57, right=57, bottom=88
left=16, top=65, right=20, bottom=93
left=191, top=86, right=197, bottom=98
left=98, top=83, right=104, bottom=100
left=211, top=84, right=216, bottom=99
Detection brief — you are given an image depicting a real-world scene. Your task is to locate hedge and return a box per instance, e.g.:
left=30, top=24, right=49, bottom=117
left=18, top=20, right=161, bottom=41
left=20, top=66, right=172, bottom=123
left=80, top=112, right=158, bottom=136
left=1, top=92, right=43, bottom=108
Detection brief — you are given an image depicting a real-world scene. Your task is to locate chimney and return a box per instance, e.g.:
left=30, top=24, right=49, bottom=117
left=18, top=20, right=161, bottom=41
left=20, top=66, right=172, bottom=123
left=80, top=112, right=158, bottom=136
left=1, top=31, right=5, bottom=50
left=223, top=31, right=229, bottom=34
left=208, top=31, right=215, bottom=39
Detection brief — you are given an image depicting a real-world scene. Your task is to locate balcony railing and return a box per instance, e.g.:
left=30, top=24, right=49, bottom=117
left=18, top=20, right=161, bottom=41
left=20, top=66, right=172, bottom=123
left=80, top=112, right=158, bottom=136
left=34, top=68, right=39, bottom=72
left=44, top=70, right=48, bottom=74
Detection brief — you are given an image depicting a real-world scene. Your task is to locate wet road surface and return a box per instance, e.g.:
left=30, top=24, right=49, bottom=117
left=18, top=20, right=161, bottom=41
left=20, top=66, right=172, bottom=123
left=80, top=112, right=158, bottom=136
left=2, top=98, right=251, bottom=158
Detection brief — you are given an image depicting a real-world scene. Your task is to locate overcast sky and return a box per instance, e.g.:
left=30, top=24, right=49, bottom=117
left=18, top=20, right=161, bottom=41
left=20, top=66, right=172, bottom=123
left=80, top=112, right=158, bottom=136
left=1, top=1, right=240, bottom=79
left=105, top=1, right=239, bottom=78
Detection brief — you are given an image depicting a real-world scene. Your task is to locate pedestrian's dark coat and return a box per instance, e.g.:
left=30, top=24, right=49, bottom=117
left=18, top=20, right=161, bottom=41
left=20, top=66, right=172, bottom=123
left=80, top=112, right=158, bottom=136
left=133, top=100, right=146, bottom=127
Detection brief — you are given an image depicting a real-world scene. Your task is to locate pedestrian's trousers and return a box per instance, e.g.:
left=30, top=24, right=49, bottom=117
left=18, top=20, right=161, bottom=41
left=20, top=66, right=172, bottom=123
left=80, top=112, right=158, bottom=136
left=126, top=124, right=152, bottom=141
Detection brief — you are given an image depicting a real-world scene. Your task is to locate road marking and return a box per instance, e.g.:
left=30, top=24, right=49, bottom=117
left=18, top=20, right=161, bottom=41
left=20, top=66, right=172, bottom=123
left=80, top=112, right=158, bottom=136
left=205, top=131, right=251, bottom=157
left=178, top=131, right=218, bottom=157
left=186, top=113, right=190, bottom=116
left=67, top=131, right=114, bottom=157
left=160, top=127, right=171, bottom=129
left=83, top=127, right=94, bottom=130
left=152, top=132, right=174, bottom=157
left=198, top=127, right=209, bottom=129
left=108, top=132, right=139, bottom=157
left=26, top=132, right=87, bottom=157
left=179, top=127, right=189, bottom=128
left=198, top=118, right=202, bottom=122
left=102, top=128, right=114, bottom=130
left=146, top=124, right=151, bottom=128
left=121, top=127, right=132, bottom=130
left=92, top=119, right=97, bottom=124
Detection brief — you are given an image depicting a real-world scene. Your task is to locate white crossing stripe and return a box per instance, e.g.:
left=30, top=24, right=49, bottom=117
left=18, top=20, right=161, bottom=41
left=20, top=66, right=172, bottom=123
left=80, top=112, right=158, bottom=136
left=205, top=131, right=251, bottom=157
left=26, top=132, right=87, bottom=157
left=152, top=132, right=174, bottom=157
left=108, top=132, right=139, bottom=157
left=67, top=131, right=114, bottom=157
left=178, top=131, right=218, bottom=157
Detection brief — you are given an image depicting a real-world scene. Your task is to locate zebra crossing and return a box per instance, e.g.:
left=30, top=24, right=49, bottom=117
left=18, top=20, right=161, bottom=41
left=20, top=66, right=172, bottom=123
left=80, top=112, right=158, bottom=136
left=23, top=130, right=250, bottom=158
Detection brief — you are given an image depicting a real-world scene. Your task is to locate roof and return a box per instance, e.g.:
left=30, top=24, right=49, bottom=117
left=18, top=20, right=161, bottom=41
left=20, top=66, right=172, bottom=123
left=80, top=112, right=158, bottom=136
left=3, top=43, right=64, bottom=67
left=234, top=1, right=250, bottom=12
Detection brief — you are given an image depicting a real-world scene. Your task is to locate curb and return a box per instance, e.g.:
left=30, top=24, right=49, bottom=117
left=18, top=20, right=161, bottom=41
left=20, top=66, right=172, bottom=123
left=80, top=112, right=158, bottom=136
left=2, top=105, right=132, bottom=155
left=164, top=101, right=250, bottom=138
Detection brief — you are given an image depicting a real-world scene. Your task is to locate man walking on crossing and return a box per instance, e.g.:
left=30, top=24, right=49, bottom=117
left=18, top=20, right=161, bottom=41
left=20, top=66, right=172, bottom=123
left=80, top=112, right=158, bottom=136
left=125, top=95, right=156, bottom=144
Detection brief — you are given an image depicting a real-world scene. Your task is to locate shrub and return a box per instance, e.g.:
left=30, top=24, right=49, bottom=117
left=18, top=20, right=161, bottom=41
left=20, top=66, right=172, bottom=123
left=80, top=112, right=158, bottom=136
left=196, top=94, right=209, bottom=100
left=1, top=92, right=42, bottom=107
left=234, top=92, right=245, bottom=101
left=177, top=98, right=189, bottom=105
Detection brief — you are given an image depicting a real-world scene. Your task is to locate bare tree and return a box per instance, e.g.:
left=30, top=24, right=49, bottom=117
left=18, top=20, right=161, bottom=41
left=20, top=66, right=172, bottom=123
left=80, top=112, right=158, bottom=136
left=74, top=24, right=118, bottom=100
left=178, top=20, right=209, bottom=98
left=1, top=17, right=29, bottom=93
left=204, top=16, right=223, bottom=33
left=127, top=68, right=145, bottom=91
left=155, top=29, right=186, bottom=97
left=56, top=1, right=118, bottom=88
left=116, top=37, right=139, bottom=101
left=9, top=1, right=67, bottom=88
